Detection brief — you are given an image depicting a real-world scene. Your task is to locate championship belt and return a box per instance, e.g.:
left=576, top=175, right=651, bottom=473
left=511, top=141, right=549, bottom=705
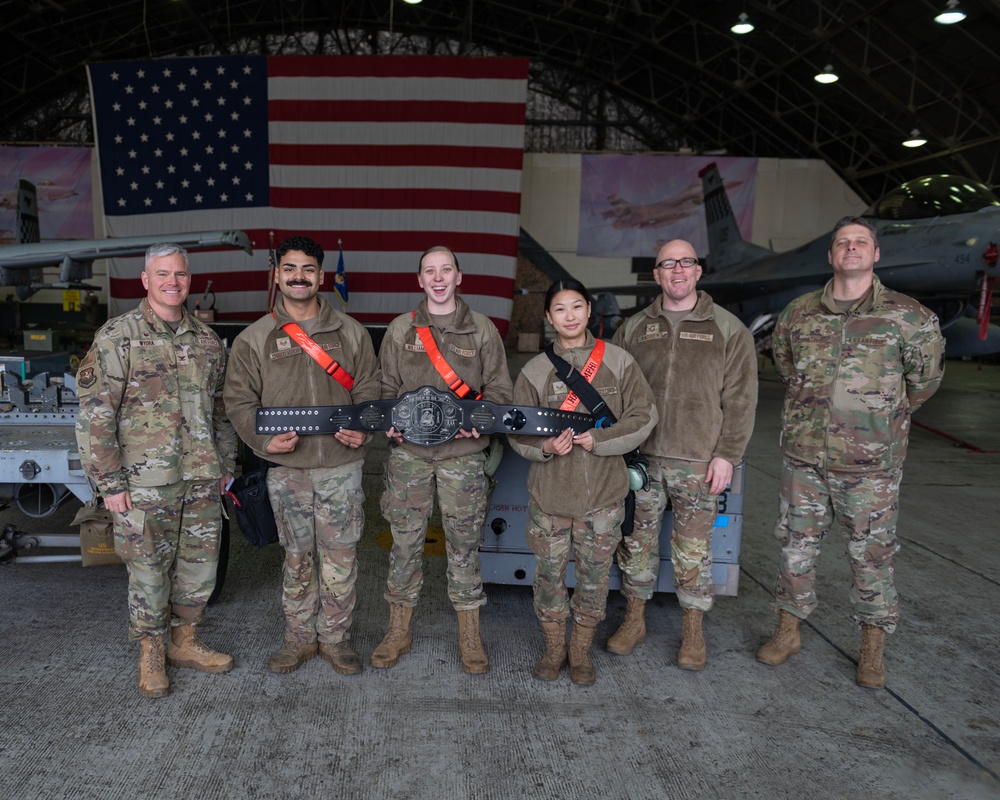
left=255, top=385, right=595, bottom=447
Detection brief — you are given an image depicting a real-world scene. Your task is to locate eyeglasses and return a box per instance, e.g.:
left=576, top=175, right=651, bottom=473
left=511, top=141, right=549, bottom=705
left=655, top=257, right=699, bottom=270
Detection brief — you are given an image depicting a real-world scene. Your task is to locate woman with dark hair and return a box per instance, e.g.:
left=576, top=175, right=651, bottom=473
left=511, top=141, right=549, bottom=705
left=508, top=279, right=657, bottom=685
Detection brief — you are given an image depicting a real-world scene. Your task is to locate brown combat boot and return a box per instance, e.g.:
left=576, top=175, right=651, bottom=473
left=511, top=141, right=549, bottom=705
left=168, top=623, right=234, bottom=673
left=532, top=620, right=567, bottom=681
left=568, top=622, right=597, bottom=685
left=319, top=641, right=363, bottom=675
left=138, top=635, right=170, bottom=698
left=756, top=610, right=802, bottom=666
left=457, top=609, right=489, bottom=674
left=267, top=640, right=318, bottom=674
left=856, top=625, right=887, bottom=688
left=606, top=597, right=646, bottom=655
left=370, top=604, right=413, bottom=669
left=677, top=608, right=707, bottom=671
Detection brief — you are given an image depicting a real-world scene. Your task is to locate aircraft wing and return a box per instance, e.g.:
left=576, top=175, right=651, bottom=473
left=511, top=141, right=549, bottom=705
left=0, top=230, right=253, bottom=269
left=1, top=229, right=253, bottom=299
left=699, top=246, right=940, bottom=304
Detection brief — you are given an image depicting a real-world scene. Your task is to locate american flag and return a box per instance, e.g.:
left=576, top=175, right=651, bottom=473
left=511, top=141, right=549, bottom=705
left=86, top=55, right=528, bottom=333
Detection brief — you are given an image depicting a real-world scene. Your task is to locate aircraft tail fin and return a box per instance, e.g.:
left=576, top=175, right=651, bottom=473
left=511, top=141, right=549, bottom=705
left=699, top=163, right=771, bottom=273
left=17, top=180, right=40, bottom=245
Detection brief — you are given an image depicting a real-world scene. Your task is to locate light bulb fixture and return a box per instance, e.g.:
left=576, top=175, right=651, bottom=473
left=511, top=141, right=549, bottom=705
left=902, top=129, right=928, bottom=148
left=731, top=12, right=754, bottom=34
left=934, top=1, right=966, bottom=24
left=814, top=64, right=839, bottom=84
left=402, top=0, right=423, bottom=4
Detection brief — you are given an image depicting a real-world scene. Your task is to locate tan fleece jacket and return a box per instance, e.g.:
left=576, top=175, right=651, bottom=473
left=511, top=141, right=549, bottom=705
left=223, top=294, right=382, bottom=469
left=508, top=333, right=657, bottom=518
left=379, top=296, right=513, bottom=460
left=613, top=291, right=757, bottom=465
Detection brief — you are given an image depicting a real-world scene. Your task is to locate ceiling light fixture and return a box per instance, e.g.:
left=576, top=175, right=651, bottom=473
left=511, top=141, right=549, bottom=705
left=731, top=12, right=754, bottom=34
left=902, top=129, right=928, bottom=148
left=814, top=64, right=839, bottom=84
left=402, top=0, right=423, bottom=4
left=934, top=1, right=966, bottom=24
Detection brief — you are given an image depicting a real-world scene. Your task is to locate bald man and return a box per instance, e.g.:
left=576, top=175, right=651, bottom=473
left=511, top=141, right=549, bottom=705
left=611, top=239, right=758, bottom=670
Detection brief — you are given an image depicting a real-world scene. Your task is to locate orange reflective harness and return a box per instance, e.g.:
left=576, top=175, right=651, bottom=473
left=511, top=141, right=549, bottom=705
left=277, top=317, right=355, bottom=391
left=545, top=338, right=650, bottom=498
left=557, top=339, right=606, bottom=415
left=413, top=313, right=482, bottom=400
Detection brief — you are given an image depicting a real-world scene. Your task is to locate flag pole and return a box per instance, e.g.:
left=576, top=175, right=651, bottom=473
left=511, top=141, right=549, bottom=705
left=267, top=231, right=278, bottom=312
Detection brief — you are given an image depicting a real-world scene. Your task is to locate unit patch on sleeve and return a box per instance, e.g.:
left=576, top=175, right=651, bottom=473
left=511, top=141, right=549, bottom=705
left=78, top=367, right=96, bottom=389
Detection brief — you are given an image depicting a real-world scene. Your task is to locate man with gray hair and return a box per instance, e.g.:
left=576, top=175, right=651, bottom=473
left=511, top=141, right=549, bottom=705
left=77, top=243, right=237, bottom=698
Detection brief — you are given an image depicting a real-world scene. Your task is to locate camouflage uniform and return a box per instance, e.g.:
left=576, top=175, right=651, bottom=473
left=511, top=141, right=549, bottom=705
left=526, top=503, right=626, bottom=626
left=630, top=458, right=719, bottom=611
left=509, top=333, right=657, bottom=625
left=224, top=295, right=381, bottom=645
left=770, top=276, right=945, bottom=632
left=380, top=446, right=489, bottom=609
left=613, top=292, right=757, bottom=607
left=379, top=296, right=512, bottom=610
left=268, top=465, right=364, bottom=645
left=76, top=299, right=237, bottom=640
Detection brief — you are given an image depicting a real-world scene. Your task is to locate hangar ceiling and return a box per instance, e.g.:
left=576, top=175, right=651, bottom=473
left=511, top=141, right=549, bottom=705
left=3, top=0, right=1000, bottom=204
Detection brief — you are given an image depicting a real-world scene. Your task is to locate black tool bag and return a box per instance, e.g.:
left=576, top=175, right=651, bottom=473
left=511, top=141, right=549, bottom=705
left=226, top=459, right=279, bottom=547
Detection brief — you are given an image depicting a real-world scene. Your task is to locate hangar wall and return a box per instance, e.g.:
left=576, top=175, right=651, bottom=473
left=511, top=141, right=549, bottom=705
left=6, top=154, right=867, bottom=326
left=519, top=153, right=868, bottom=290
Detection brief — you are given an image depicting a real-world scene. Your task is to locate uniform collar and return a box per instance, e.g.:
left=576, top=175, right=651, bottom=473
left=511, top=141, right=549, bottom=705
left=820, top=275, right=881, bottom=314
left=646, top=290, right=715, bottom=322
left=272, top=294, right=344, bottom=332
left=139, top=298, right=194, bottom=335
left=411, top=295, right=475, bottom=333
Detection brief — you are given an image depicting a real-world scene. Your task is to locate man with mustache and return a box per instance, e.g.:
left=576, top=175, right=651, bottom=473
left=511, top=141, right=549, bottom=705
left=225, top=235, right=381, bottom=676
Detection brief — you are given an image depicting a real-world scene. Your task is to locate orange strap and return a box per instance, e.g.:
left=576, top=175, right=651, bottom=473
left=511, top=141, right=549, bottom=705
left=414, top=318, right=482, bottom=400
left=281, top=321, right=355, bottom=391
left=559, top=339, right=606, bottom=412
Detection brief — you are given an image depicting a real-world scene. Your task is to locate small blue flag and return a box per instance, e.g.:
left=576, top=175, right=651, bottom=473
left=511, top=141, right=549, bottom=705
left=334, top=240, right=348, bottom=304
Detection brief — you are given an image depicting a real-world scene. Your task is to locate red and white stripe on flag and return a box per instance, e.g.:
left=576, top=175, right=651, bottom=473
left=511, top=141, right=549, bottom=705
left=87, top=55, right=528, bottom=334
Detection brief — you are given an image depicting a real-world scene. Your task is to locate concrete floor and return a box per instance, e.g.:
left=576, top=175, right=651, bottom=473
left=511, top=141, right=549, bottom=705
left=0, top=358, right=997, bottom=799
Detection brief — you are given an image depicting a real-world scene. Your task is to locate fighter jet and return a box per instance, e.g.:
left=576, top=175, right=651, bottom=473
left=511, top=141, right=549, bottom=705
left=695, top=164, right=1000, bottom=357
left=1, top=179, right=253, bottom=299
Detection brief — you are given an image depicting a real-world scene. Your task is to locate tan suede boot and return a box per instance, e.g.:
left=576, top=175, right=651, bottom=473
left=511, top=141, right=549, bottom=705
left=168, top=623, right=233, bottom=673
left=457, top=609, right=489, bottom=674
left=606, top=597, right=646, bottom=656
left=319, top=641, right=363, bottom=675
left=756, top=610, right=802, bottom=666
left=856, top=625, right=887, bottom=688
left=568, top=622, right=597, bottom=685
left=267, top=640, right=318, bottom=674
left=138, top=635, right=170, bottom=698
left=532, top=620, right=567, bottom=681
left=677, top=608, right=707, bottom=671
left=370, top=604, right=413, bottom=669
